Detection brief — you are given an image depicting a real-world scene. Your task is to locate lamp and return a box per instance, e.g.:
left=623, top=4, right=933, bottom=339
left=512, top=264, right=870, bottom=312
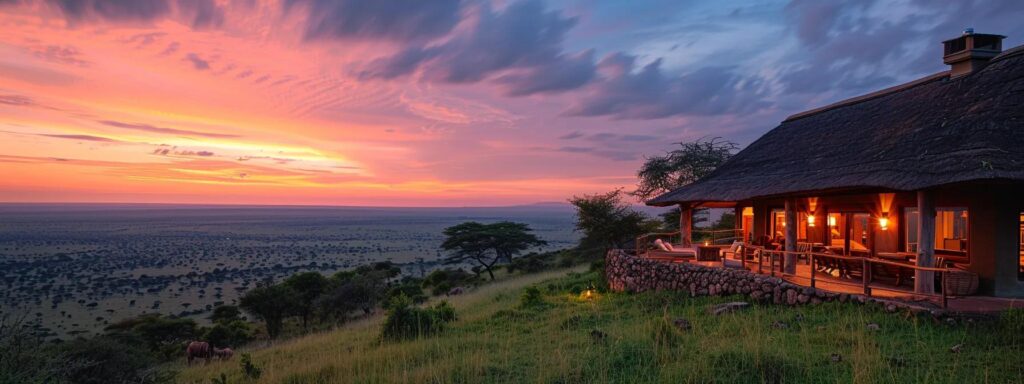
left=807, top=215, right=816, bottom=227
left=580, top=284, right=598, bottom=300
left=878, top=215, right=889, bottom=231
left=828, top=215, right=837, bottom=227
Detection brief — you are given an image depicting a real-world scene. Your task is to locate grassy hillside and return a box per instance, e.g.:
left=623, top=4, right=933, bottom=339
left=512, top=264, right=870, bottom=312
left=178, top=267, right=1023, bottom=383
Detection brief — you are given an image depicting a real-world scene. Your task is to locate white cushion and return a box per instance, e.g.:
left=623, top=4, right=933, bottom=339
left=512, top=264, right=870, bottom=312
left=654, top=239, right=670, bottom=252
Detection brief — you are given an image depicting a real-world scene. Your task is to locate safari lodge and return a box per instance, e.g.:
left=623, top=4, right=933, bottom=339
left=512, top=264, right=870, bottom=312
left=639, top=31, right=1024, bottom=307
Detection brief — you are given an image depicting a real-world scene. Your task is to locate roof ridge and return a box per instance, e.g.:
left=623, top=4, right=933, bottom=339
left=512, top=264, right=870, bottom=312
left=992, top=43, right=1024, bottom=62
left=782, top=71, right=950, bottom=122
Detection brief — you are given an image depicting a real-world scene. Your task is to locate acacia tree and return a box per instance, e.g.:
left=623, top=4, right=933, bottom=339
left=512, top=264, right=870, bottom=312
left=633, top=137, right=738, bottom=228
left=440, top=221, right=545, bottom=280
left=569, top=189, right=659, bottom=252
left=239, top=284, right=299, bottom=338
left=284, top=272, right=329, bottom=331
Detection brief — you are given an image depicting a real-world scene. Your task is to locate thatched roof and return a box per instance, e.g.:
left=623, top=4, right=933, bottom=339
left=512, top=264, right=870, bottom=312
left=649, top=45, right=1024, bottom=207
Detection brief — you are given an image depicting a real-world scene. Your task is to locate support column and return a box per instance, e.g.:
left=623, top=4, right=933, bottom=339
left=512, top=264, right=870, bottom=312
left=679, top=205, right=692, bottom=246
left=784, top=199, right=798, bottom=274
left=916, top=190, right=936, bottom=294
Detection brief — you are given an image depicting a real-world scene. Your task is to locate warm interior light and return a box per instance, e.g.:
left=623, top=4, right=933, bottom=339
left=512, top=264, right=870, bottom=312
left=807, top=215, right=816, bottom=227
left=879, top=216, right=889, bottom=231
left=703, top=240, right=710, bottom=246
left=828, top=216, right=837, bottom=227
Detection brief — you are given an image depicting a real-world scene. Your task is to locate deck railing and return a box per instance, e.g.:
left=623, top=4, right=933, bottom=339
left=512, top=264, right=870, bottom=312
left=807, top=252, right=951, bottom=308
left=636, top=228, right=744, bottom=256
left=635, top=231, right=682, bottom=255
left=693, top=228, right=744, bottom=245
left=731, top=244, right=953, bottom=308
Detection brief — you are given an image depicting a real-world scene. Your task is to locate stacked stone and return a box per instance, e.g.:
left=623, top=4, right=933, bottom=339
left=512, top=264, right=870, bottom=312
left=604, top=250, right=951, bottom=318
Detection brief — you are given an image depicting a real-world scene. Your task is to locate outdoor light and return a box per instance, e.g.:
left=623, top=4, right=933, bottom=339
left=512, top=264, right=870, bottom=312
left=580, top=284, right=598, bottom=300
left=703, top=240, right=710, bottom=246
left=807, top=215, right=816, bottom=227
left=828, top=216, right=837, bottom=227
left=878, top=216, right=889, bottom=231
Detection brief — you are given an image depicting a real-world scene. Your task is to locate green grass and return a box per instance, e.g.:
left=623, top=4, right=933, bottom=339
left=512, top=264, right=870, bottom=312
left=177, top=268, right=1024, bottom=383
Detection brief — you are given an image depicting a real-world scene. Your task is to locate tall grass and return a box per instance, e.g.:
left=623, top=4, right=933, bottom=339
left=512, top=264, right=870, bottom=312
left=177, top=268, right=1023, bottom=383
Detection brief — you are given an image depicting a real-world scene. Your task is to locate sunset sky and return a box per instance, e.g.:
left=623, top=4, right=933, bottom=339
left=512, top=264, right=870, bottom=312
left=1, top=0, right=1022, bottom=206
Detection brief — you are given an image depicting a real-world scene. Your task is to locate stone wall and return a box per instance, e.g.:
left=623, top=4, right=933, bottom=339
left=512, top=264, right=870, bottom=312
left=605, top=250, right=951, bottom=317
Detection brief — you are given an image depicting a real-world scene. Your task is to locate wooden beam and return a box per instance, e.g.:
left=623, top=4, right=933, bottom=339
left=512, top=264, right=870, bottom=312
left=784, top=199, right=798, bottom=274
left=915, top=190, right=936, bottom=294
left=679, top=206, right=692, bottom=246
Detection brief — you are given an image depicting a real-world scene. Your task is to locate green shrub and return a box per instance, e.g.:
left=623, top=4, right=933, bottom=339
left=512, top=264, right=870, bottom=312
left=203, top=320, right=253, bottom=349
left=422, top=268, right=478, bottom=295
left=240, top=353, right=262, bottom=380
left=518, top=286, right=548, bottom=310
left=380, top=295, right=457, bottom=340
left=384, top=280, right=428, bottom=307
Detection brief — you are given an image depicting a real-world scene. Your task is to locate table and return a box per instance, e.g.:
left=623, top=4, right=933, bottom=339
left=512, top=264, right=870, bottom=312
left=697, top=246, right=721, bottom=261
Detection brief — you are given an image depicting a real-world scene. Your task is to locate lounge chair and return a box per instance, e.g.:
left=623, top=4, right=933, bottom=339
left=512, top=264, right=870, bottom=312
left=720, top=241, right=743, bottom=260
left=642, top=238, right=696, bottom=262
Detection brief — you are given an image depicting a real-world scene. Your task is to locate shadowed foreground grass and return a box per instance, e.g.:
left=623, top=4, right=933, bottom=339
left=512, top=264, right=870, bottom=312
left=178, top=268, right=1023, bottom=383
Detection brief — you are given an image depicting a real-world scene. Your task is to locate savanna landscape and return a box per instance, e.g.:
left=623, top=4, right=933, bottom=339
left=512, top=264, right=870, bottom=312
left=3, top=1, right=1024, bottom=383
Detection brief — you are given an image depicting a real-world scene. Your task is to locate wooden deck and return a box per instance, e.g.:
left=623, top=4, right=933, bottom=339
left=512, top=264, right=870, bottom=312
left=679, top=258, right=1024, bottom=313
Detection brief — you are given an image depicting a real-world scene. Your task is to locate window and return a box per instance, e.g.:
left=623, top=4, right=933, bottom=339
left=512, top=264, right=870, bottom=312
left=905, top=207, right=969, bottom=253
left=770, top=209, right=809, bottom=241
left=828, top=213, right=844, bottom=248
left=771, top=209, right=785, bottom=239
left=741, top=207, right=754, bottom=243
left=850, top=213, right=871, bottom=251
left=1019, top=212, right=1023, bottom=280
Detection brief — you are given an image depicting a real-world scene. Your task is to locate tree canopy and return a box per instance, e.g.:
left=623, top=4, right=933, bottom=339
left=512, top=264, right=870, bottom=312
left=440, top=221, right=546, bottom=280
left=239, top=283, right=300, bottom=338
left=569, top=189, right=659, bottom=251
left=633, top=137, right=738, bottom=201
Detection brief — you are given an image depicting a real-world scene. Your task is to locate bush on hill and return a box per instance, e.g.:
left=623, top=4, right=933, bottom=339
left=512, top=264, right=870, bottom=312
left=380, top=295, right=457, bottom=341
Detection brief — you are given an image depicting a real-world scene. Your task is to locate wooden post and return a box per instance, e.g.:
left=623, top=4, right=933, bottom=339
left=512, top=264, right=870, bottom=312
left=810, top=254, right=816, bottom=288
left=915, top=190, right=936, bottom=294
left=784, top=199, right=798, bottom=274
left=679, top=205, right=692, bottom=246
left=863, top=258, right=872, bottom=296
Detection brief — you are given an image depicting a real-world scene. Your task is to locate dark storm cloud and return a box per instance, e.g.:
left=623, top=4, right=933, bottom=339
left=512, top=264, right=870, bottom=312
left=285, top=0, right=462, bottom=42
left=558, top=131, right=584, bottom=140
left=363, top=0, right=595, bottom=97
left=42, top=0, right=224, bottom=29
left=185, top=53, right=210, bottom=70
left=177, top=0, right=224, bottom=29
left=549, top=146, right=636, bottom=161
left=495, top=50, right=597, bottom=96
left=50, top=0, right=171, bottom=23
left=566, top=53, right=768, bottom=119
left=778, top=0, right=1024, bottom=95
left=559, top=131, right=658, bottom=142
left=99, top=120, right=238, bottom=139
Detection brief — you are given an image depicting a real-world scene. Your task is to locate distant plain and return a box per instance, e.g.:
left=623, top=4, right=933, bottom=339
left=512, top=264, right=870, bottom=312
left=0, top=204, right=580, bottom=339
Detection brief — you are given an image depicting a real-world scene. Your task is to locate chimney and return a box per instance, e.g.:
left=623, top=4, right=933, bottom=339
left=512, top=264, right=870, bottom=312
left=942, top=28, right=1006, bottom=78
